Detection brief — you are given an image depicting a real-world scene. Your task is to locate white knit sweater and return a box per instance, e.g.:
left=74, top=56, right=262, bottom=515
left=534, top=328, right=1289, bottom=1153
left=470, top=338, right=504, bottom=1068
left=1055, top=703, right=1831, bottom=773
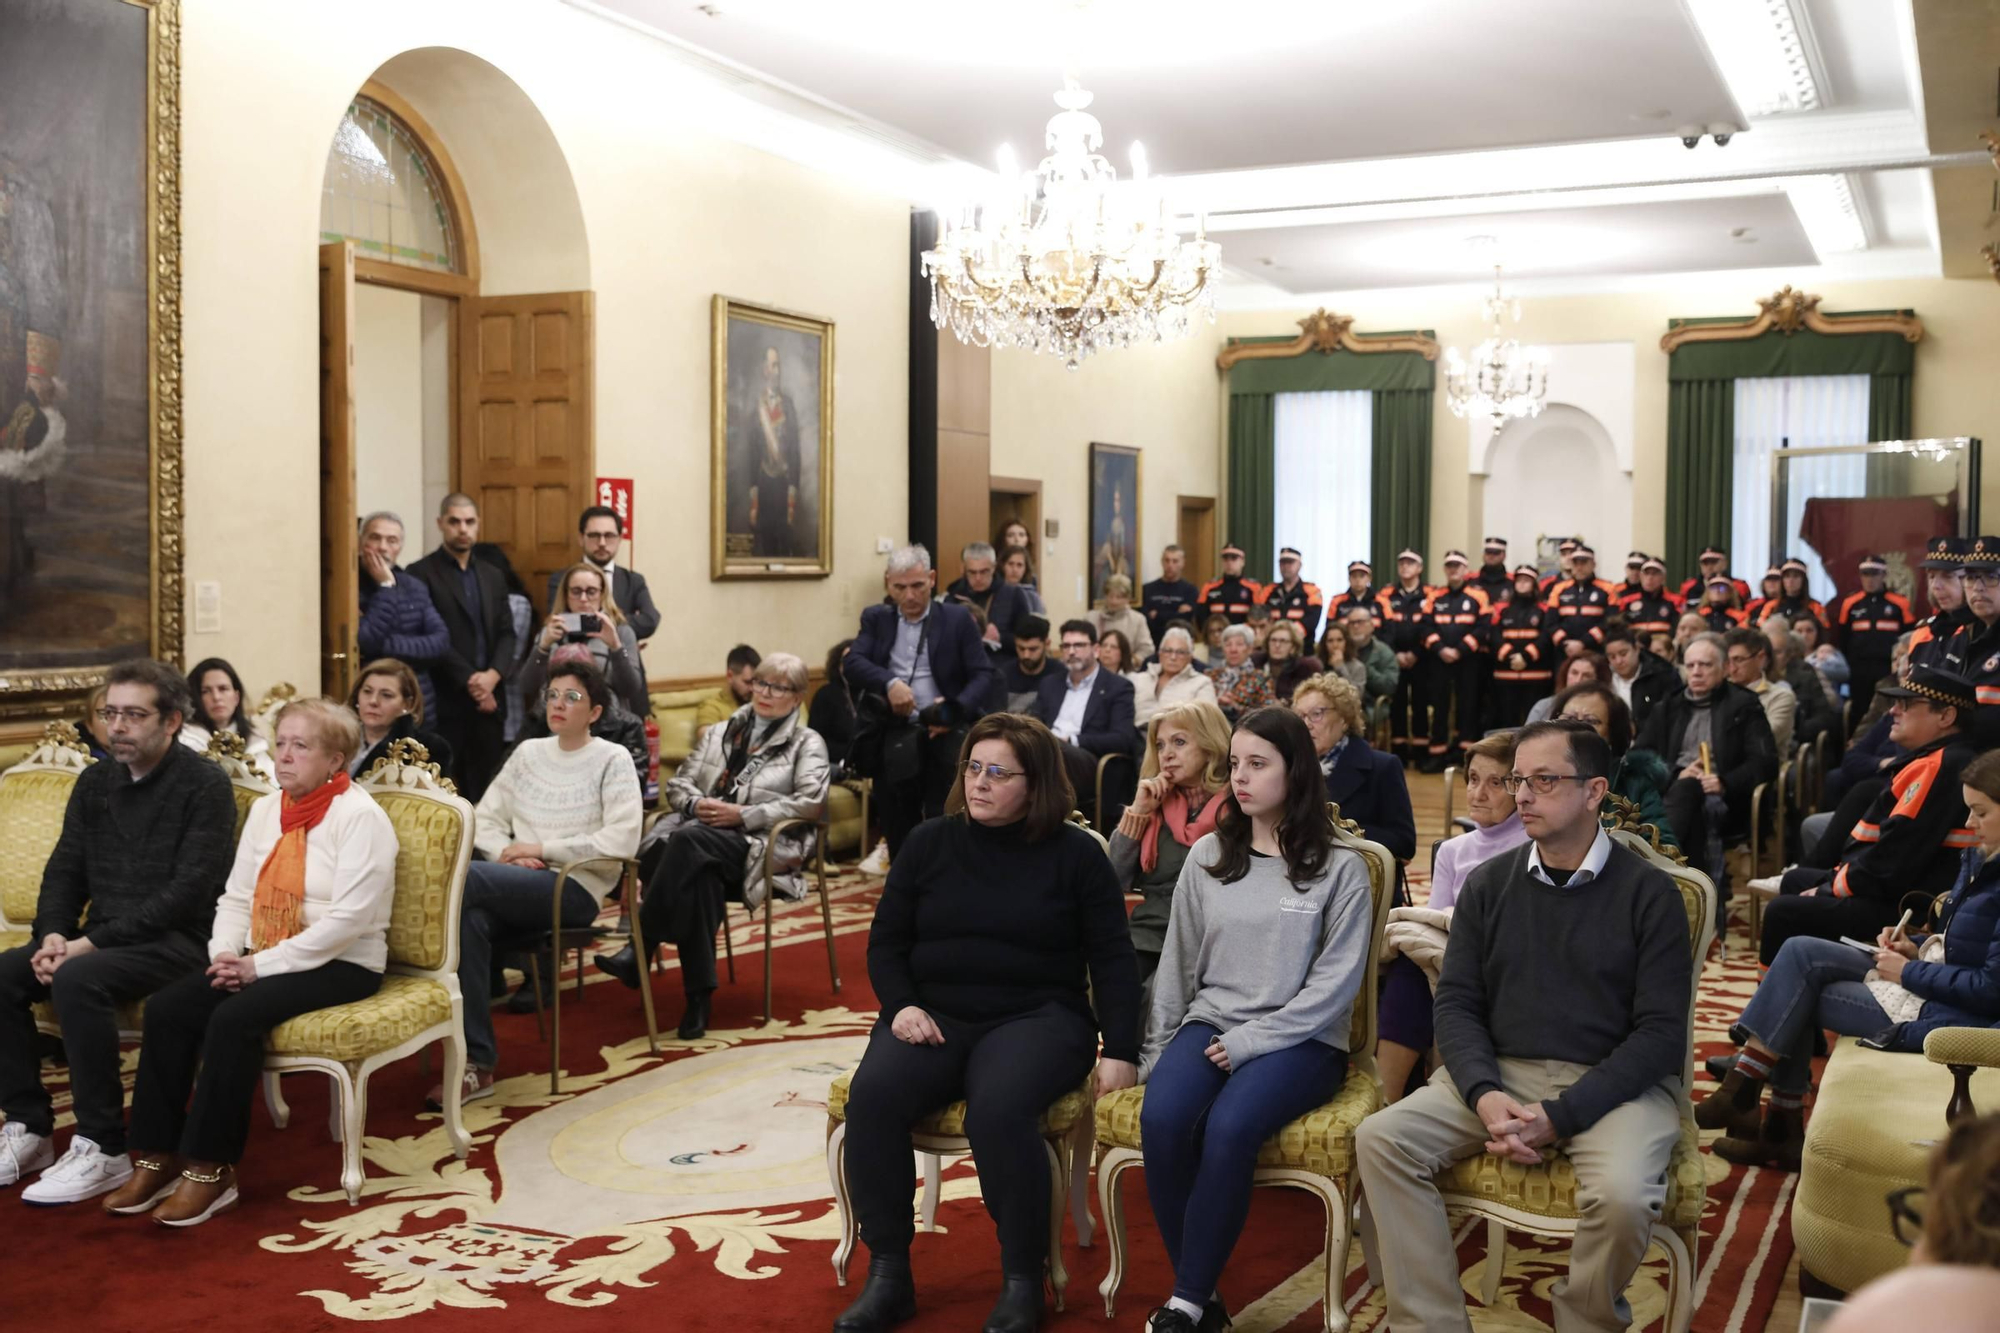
left=473, top=736, right=643, bottom=904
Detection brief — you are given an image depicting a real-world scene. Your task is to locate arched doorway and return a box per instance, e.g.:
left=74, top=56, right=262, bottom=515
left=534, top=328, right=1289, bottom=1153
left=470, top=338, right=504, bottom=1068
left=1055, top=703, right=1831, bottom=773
left=1479, top=403, right=1632, bottom=574
left=317, top=52, right=591, bottom=697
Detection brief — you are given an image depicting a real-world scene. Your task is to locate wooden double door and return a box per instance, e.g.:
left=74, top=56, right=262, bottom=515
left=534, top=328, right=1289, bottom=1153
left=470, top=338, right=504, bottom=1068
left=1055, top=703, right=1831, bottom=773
left=318, top=241, right=593, bottom=697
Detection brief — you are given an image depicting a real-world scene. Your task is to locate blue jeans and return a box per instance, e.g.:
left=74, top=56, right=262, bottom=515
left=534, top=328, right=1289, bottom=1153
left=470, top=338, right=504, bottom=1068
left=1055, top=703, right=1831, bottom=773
left=1738, top=935, right=1892, bottom=1094
left=1140, top=1024, right=1347, bottom=1305
left=459, top=860, right=598, bottom=1069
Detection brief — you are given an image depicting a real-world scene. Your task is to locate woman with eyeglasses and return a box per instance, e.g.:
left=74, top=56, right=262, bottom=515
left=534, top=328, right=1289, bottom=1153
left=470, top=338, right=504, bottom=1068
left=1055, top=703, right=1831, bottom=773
left=522, top=562, right=648, bottom=717
left=1136, top=706, right=1374, bottom=1333
left=1550, top=681, right=1676, bottom=845
left=595, top=652, right=829, bottom=1040
left=1891, top=1112, right=2000, bottom=1266
left=1290, top=673, right=1415, bottom=863
left=438, top=658, right=642, bottom=1110
left=1376, top=730, right=1527, bottom=1102
left=1696, top=748, right=2000, bottom=1171
left=835, top=712, right=1139, bottom=1333
left=1206, top=623, right=1273, bottom=724
left=1259, top=621, right=1322, bottom=703
left=1111, top=700, right=1234, bottom=984
left=1133, top=626, right=1219, bottom=731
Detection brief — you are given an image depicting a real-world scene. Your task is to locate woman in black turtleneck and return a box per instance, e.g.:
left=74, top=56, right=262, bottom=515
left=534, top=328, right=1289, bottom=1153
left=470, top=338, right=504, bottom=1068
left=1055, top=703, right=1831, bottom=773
left=835, top=713, right=1141, bottom=1333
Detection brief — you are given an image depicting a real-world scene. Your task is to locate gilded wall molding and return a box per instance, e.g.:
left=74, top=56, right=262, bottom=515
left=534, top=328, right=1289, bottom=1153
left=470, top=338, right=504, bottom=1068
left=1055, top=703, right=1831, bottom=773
left=1217, top=308, right=1441, bottom=371
left=1658, top=285, right=1924, bottom=353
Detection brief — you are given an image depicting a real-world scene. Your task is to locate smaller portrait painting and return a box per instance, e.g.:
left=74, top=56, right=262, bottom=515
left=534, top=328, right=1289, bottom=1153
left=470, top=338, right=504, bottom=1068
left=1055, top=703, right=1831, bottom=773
left=711, top=296, right=834, bottom=579
left=1090, top=442, right=1141, bottom=605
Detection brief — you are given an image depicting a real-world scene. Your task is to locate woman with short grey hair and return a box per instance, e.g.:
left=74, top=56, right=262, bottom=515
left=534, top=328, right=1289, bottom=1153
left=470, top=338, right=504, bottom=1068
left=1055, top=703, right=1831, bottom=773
left=1205, top=623, right=1273, bottom=723
left=1133, top=626, right=1219, bottom=730
left=1091, top=572, right=1156, bottom=665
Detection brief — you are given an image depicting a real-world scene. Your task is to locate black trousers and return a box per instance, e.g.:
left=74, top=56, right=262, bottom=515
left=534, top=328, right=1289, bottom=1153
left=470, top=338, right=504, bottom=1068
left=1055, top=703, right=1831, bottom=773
left=1427, top=656, right=1480, bottom=757
left=1804, top=777, right=1887, bottom=869
left=637, top=824, right=751, bottom=996
left=0, top=934, right=205, bottom=1152
left=843, top=1000, right=1097, bottom=1277
left=1488, top=676, right=1549, bottom=731
left=1389, top=659, right=1428, bottom=751
left=1662, top=777, right=1723, bottom=869
left=1758, top=868, right=1901, bottom=966
left=434, top=693, right=506, bottom=804
left=1847, top=659, right=1890, bottom=726
left=128, top=961, right=380, bottom=1164
left=878, top=724, right=967, bottom=857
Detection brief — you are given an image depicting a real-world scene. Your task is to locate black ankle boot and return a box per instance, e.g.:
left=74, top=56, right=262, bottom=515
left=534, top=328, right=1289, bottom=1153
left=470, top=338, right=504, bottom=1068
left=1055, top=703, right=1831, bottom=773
left=594, top=943, right=641, bottom=989
left=677, top=991, right=713, bottom=1040
left=832, top=1256, right=916, bottom=1332
left=981, top=1275, right=1043, bottom=1333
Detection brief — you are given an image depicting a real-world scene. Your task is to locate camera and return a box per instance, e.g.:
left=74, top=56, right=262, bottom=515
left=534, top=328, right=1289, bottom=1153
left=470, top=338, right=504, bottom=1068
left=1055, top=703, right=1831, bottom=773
left=558, top=612, right=602, bottom=642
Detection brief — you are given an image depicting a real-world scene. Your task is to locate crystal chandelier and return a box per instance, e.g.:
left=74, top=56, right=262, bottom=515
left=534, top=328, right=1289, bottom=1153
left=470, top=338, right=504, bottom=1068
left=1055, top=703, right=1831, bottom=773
left=921, top=79, right=1221, bottom=371
left=1444, top=257, right=1550, bottom=428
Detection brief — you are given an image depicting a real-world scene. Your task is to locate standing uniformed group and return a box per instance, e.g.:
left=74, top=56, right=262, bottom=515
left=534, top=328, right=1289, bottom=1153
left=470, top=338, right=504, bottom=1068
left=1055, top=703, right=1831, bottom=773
left=1138, top=535, right=1930, bottom=773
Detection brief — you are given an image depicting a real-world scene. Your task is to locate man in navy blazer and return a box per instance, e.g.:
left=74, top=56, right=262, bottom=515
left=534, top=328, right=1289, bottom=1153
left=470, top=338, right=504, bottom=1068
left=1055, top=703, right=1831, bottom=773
left=846, top=544, right=997, bottom=854
left=1035, top=619, right=1139, bottom=820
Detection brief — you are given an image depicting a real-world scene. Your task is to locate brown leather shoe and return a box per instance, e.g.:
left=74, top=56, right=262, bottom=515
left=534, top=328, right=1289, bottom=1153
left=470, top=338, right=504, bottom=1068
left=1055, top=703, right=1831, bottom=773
left=1694, top=1067, right=1765, bottom=1139
left=1713, top=1103, right=1804, bottom=1172
left=102, top=1155, right=182, bottom=1215
left=152, top=1163, right=239, bottom=1227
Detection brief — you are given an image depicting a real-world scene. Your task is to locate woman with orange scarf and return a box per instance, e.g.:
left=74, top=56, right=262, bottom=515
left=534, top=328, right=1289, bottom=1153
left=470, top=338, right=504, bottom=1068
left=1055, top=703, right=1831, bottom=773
left=103, top=699, right=397, bottom=1227
left=1108, top=700, right=1233, bottom=984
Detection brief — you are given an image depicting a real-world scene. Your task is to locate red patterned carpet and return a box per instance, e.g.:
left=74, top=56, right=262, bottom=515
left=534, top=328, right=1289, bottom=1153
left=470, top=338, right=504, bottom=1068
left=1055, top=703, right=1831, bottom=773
left=9, top=874, right=1792, bottom=1332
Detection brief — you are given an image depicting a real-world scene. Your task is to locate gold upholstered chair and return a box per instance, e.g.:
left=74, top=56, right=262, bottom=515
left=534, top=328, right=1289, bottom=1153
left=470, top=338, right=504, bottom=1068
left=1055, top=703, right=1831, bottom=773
left=259, top=741, right=475, bottom=1204
left=1091, top=806, right=1398, bottom=1333
left=0, top=723, right=95, bottom=954
left=822, top=814, right=1109, bottom=1311
left=1417, top=796, right=1713, bottom=1333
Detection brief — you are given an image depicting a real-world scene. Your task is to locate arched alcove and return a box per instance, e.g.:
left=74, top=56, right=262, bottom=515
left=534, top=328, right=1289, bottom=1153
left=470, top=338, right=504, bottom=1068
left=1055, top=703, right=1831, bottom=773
left=1480, top=403, right=1633, bottom=569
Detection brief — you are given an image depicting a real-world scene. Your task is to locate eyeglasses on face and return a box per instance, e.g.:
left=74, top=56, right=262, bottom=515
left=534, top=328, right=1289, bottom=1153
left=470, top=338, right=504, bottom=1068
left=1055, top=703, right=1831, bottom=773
left=1060, top=640, right=1096, bottom=652
left=544, top=688, right=586, bottom=705
left=1963, top=571, right=2000, bottom=589
left=1296, top=707, right=1331, bottom=725
left=95, top=707, right=157, bottom=724
left=1886, top=1185, right=1925, bottom=1246
left=751, top=679, right=797, bottom=695
left=1502, top=772, right=1589, bottom=795
left=963, top=759, right=1024, bottom=783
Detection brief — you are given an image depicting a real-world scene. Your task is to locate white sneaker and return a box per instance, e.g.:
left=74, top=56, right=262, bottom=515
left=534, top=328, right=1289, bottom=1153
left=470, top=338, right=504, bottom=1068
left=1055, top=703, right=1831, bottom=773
left=857, top=839, right=890, bottom=876
left=1746, top=874, right=1784, bottom=895
left=0, top=1122, right=53, bottom=1186
left=20, top=1135, right=132, bottom=1206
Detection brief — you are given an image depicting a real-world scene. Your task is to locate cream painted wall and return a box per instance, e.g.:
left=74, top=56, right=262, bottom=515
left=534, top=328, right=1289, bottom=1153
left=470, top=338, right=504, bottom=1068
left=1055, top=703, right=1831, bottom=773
left=352, top=285, right=426, bottom=547
left=988, top=332, right=1224, bottom=621
left=178, top=0, right=909, bottom=693
left=1218, top=276, right=2000, bottom=572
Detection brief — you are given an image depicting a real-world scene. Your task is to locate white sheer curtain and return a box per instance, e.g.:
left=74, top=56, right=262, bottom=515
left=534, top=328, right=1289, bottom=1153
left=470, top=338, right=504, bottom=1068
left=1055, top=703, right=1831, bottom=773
left=1274, top=390, right=1373, bottom=583
left=1731, top=375, right=1871, bottom=604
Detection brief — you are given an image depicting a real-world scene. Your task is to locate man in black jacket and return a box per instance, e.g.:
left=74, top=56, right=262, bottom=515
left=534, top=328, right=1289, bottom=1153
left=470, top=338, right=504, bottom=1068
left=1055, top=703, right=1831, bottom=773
left=1358, top=721, right=1691, bottom=1332
left=1636, top=633, right=1779, bottom=901
left=847, top=545, right=997, bottom=855
left=409, top=493, right=519, bottom=802
left=944, top=542, right=1029, bottom=654
left=0, top=659, right=237, bottom=1204
left=543, top=504, right=660, bottom=640
left=1034, top=620, right=1138, bottom=821
left=1140, top=545, right=1199, bottom=647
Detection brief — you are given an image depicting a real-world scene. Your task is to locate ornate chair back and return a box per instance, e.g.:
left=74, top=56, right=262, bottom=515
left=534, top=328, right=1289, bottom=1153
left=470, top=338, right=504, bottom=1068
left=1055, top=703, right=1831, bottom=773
left=0, top=724, right=96, bottom=936
left=356, top=739, right=471, bottom=977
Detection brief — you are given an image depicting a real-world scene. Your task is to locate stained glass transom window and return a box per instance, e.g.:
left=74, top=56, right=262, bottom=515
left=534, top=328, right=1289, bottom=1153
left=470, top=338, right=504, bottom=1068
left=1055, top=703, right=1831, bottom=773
left=319, top=97, right=459, bottom=274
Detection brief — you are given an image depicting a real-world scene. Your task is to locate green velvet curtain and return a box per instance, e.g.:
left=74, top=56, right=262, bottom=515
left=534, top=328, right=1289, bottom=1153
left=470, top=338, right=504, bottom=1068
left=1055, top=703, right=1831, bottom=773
left=1223, top=335, right=1435, bottom=583
left=1662, top=318, right=1917, bottom=581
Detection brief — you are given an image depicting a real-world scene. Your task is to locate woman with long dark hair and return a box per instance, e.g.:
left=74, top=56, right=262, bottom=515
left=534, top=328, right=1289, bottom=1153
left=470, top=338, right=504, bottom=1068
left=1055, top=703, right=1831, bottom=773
left=178, top=658, right=264, bottom=760
left=1135, top=706, right=1375, bottom=1333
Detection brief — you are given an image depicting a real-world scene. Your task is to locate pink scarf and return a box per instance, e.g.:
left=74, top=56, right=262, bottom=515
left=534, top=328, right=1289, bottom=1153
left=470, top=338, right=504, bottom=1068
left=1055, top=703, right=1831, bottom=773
left=1141, top=786, right=1221, bottom=873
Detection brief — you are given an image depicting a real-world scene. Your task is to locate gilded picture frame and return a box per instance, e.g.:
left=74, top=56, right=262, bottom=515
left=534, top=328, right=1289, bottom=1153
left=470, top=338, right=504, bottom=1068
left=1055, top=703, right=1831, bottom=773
left=0, top=0, right=181, bottom=720
left=1089, top=442, right=1142, bottom=606
left=710, top=295, right=834, bottom=580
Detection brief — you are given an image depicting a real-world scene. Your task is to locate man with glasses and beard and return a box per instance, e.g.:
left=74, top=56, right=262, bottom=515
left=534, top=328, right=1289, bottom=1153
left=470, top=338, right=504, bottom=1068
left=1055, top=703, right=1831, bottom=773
left=1034, top=620, right=1137, bottom=823
left=0, top=659, right=237, bottom=1204
left=1357, top=720, right=1692, bottom=1333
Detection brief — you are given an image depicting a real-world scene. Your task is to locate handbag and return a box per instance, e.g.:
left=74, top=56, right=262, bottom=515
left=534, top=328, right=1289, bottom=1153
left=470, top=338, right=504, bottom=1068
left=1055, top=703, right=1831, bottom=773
left=849, top=611, right=930, bottom=785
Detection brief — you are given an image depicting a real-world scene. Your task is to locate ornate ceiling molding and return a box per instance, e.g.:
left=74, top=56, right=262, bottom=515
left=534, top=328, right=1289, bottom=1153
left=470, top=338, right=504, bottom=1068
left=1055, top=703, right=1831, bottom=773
left=1216, top=308, right=1440, bottom=371
left=1658, top=285, right=1923, bottom=353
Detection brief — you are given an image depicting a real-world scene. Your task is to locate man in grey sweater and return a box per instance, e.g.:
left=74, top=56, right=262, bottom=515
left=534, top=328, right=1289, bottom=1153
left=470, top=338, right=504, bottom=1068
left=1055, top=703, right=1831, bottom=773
left=1355, top=720, right=1695, bottom=1333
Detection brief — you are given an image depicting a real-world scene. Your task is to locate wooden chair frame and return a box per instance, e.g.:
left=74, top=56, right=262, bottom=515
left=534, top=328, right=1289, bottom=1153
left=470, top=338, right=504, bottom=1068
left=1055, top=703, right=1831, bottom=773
left=713, top=814, right=843, bottom=1024
left=534, top=855, right=657, bottom=1094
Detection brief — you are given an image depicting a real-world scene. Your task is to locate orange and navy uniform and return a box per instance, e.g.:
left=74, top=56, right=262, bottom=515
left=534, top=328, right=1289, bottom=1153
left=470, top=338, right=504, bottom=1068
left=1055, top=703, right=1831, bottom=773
left=1381, top=582, right=1434, bottom=655
left=1941, top=619, right=2000, bottom=747
left=1827, top=737, right=1980, bottom=901
left=1910, top=607, right=1970, bottom=669
left=1836, top=589, right=1914, bottom=666
left=1488, top=597, right=1552, bottom=684
left=1681, top=574, right=1751, bottom=606
left=1328, top=586, right=1385, bottom=628
left=1196, top=574, right=1263, bottom=626
left=1546, top=577, right=1617, bottom=652
left=1695, top=603, right=1748, bottom=634
left=1420, top=584, right=1490, bottom=658
left=1620, top=592, right=1681, bottom=639
left=1257, top=578, right=1325, bottom=645
left=1756, top=595, right=1829, bottom=632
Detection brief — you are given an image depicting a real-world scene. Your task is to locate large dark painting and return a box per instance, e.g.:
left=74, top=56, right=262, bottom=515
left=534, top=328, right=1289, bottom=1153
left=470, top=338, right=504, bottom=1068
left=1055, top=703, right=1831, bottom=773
left=710, top=295, right=833, bottom=579
left=0, top=0, right=179, bottom=713
left=1090, top=442, right=1140, bottom=605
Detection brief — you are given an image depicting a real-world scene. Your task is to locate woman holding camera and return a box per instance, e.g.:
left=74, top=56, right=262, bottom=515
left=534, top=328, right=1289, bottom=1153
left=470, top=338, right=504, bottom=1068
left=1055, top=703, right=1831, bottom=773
left=521, top=563, right=648, bottom=717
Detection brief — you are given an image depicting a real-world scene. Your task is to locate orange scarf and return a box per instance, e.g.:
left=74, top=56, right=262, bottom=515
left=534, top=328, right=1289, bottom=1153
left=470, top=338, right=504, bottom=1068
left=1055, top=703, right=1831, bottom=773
left=250, top=771, right=351, bottom=951
left=1139, top=786, right=1221, bottom=874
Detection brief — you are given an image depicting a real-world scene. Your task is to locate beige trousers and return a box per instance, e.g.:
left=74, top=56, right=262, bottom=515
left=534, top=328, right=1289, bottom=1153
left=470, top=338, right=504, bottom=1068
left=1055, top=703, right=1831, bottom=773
left=1354, top=1058, right=1681, bottom=1333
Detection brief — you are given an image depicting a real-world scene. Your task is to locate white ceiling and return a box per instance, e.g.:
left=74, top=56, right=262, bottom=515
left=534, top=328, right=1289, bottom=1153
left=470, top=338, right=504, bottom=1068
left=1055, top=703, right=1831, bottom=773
left=568, top=0, right=1985, bottom=300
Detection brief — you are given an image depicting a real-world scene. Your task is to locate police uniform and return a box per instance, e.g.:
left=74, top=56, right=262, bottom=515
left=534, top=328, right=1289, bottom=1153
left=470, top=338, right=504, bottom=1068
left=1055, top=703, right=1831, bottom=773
left=1910, top=536, right=1971, bottom=670
left=1140, top=573, right=1201, bottom=644
left=1196, top=543, right=1263, bottom=626
left=1622, top=557, right=1681, bottom=638
left=1545, top=546, right=1616, bottom=654
left=1696, top=578, right=1748, bottom=634
left=1680, top=546, right=1752, bottom=607
left=1756, top=558, right=1829, bottom=631
left=1328, top=560, right=1384, bottom=629
left=1834, top=552, right=1913, bottom=717
left=1472, top=538, right=1512, bottom=605
left=1539, top=539, right=1580, bottom=599
left=1258, top=547, right=1325, bottom=644
left=1940, top=535, right=2000, bottom=748
left=1613, top=551, right=1648, bottom=607
left=1487, top=566, right=1552, bottom=729
left=1420, top=552, right=1489, bottom=768
left=1382, top=550, right=1434, bottom=756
